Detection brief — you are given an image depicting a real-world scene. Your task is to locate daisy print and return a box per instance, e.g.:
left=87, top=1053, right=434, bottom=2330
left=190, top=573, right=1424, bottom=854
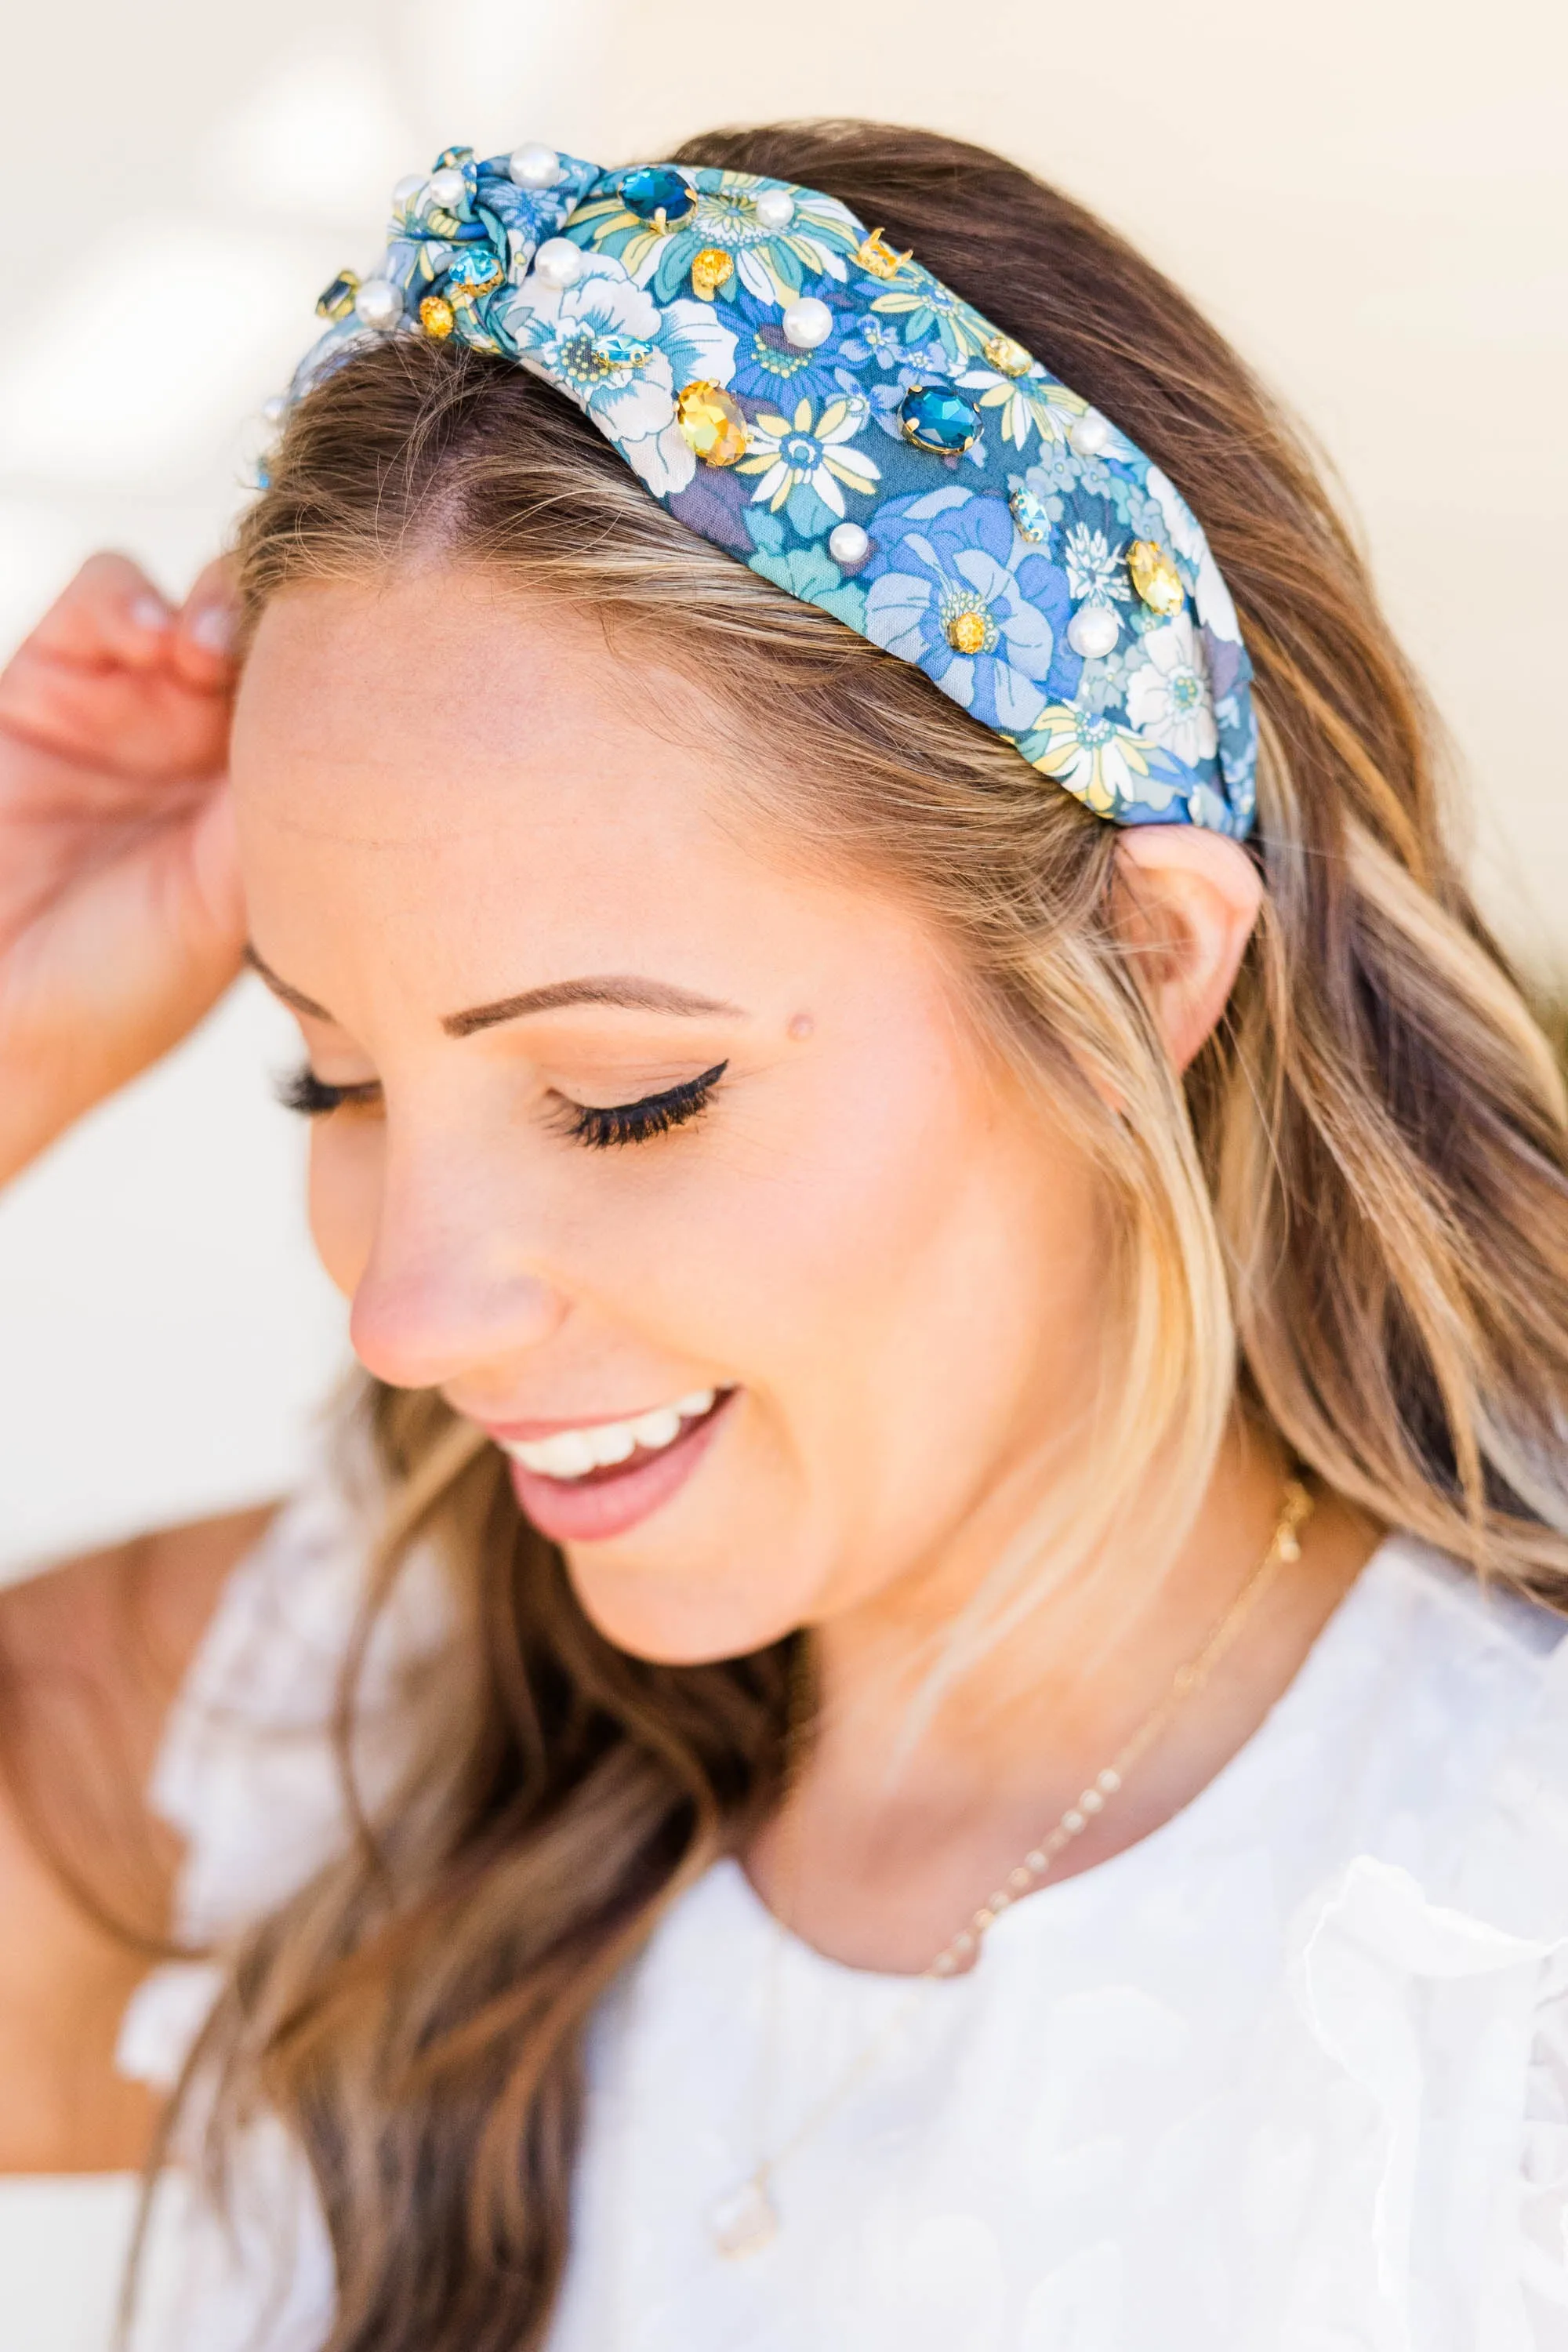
left=739, top=394, right=880, bottom=524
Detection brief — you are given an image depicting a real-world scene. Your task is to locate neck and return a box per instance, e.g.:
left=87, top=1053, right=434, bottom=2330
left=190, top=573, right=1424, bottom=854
left=746, top=1421, right=1377, bottom=1974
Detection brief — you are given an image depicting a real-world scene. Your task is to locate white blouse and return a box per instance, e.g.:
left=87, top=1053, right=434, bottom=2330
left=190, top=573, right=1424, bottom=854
left=27, top=1488, right=1568, bottom=2350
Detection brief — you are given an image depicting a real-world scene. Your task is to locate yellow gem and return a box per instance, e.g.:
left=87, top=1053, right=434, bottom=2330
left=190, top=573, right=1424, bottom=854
left=690, top=246, right=734, bottom=299
left=855, top=226, right=913, bottom=281
left=946, top=609, right=989, bottom=655
left=676, top=380, right=749, bottom=466
left=1127, top=539, right=1185, bottom=616
left=419, top=295, right=456, bottom=339
left=982, top=331, right=1032, bottom=376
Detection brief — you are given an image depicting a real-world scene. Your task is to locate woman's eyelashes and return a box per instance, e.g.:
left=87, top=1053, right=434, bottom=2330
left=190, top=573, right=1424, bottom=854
left=278, top=1060, right=730, bottom=1146
left=560, top=1062, right=729, bottom=1150
left=277, top=1068, right=383, bottom=1117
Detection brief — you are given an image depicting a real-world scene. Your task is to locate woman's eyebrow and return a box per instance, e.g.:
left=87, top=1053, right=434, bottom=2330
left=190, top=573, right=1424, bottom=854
left=441, top=977, right=746, bottom=1037
left=245, top=944, right=332, bottom=1020
left=244, top=949, right=744, bottom=1036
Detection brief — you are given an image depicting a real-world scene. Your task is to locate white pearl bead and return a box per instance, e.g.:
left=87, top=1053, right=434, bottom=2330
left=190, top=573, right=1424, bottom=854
left=532, top=238, right=583, bottom=289
left=509, top=141, right=561, bottom=190
left=354, top=277, right=403, bottom=330
left=753, top=187, right=795, bottom=230
left=1067, top=604, right=1120, bottom=659
left=828, top=522, right=870, bottom=568
left=1069, top=408, right=1111, bottom=458
left=427, top=166, right=469, bottom=212
left=260, top=394, right=286, bottom=427
left=782, top=296, right=833, bottom=350
left=391, top=173, right=425, bottom=211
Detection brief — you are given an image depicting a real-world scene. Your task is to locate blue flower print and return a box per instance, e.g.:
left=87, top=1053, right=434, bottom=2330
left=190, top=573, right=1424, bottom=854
left=724, top=282, right=846, bottom=408
left=862, top=485, right=1077, bottom=733
left=279, top=145, right=1258, bottom=840
left=500, top=252, right=736, bottom=495
left=837, top=315, right=914, bottom=373
left=743, top=515, right=869, bottom=634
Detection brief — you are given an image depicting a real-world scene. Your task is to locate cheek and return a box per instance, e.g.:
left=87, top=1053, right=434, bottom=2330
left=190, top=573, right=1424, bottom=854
left=660, top=1034, right=1065, bottom=1423
left=307, top=1121, right=384, bottom=1299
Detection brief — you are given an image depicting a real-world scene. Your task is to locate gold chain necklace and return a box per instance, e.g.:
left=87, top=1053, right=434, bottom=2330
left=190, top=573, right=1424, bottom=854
left=708, top=1477, right=1315, bottom=2259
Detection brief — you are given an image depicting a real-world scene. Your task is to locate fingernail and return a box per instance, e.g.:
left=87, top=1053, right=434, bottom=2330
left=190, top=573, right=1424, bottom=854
left=189, top=602, right=234, bottom=655
left=130, top=593, right=171, bottom=632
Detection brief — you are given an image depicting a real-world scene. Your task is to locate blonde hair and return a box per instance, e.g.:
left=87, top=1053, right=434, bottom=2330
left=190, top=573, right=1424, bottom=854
left=180, top=119, right=1568, bottom=2350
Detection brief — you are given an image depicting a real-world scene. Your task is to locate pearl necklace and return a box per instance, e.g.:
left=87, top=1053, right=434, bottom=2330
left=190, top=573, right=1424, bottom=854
left=707, top=1478, right=1316, bottom=2259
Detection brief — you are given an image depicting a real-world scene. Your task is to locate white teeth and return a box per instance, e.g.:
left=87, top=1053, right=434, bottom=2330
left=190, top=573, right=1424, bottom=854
left=504, top=1388, right=721, bottom=1481
left=629, top=1406, right=681, bottom=1451
left=528, top=1428, right=598, bottom=1479
left=592, top=1423, right=637, bottom=1466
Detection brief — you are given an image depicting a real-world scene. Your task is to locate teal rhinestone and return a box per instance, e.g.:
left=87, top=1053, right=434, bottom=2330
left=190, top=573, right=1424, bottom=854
left=1010, top=488, right=1052, bottom=543
left=899, top=385, right=979, bottom=455
left=445, top=245, right=504, bottom=296
left=620, top=165, right=695, bottom=226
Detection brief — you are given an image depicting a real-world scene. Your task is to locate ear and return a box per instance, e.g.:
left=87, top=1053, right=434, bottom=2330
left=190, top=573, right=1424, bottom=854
left=1113, top=828, right=1263, bottom=1071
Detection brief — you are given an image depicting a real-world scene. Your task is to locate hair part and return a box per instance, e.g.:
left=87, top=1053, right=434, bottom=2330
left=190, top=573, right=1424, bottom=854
left=182, top=118, right=1568, bottom=2350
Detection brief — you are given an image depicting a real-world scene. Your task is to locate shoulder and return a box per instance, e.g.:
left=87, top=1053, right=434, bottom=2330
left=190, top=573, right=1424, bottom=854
left=1290, top=1530, right=1568, bottom=1946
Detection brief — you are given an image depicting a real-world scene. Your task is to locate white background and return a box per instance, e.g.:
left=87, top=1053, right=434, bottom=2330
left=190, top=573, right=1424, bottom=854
left=2, top=0, right=1565, bottom=1577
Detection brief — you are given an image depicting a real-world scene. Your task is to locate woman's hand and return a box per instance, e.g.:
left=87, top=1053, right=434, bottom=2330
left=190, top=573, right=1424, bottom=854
left=0, top=553, right=246, bottom=1182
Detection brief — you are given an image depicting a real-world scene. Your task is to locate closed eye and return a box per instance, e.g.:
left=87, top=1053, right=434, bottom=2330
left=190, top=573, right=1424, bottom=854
left=278, top=1068, right=383, bottom=1117
left=561, top=1062, right=728, bottom=1150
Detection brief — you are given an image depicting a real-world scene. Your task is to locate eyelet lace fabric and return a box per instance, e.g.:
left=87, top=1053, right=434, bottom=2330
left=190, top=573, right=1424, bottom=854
left=118, top=1505, right=1568, bottom=2350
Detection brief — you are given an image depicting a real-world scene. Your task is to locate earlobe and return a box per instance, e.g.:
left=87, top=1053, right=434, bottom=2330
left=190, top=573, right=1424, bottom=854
left=1113, top=829, right=1264, bottom=1072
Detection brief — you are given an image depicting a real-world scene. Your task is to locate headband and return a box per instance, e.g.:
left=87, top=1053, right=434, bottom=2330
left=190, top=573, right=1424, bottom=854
left=274, top=146, right=1257, bottom=838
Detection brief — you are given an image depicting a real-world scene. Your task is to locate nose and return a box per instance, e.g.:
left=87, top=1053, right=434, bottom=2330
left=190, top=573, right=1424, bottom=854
left=347, top=1144, right=569, bottom=1392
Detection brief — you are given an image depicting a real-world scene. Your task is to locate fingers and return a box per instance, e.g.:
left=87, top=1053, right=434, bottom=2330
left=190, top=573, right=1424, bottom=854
left=13, top=551, right=177, bottom=676
left=171, top=558, right=239, bottom=691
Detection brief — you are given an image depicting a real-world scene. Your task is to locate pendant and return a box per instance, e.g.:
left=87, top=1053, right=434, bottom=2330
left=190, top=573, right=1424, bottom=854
left=708, top=2173, right=779, bottom=2259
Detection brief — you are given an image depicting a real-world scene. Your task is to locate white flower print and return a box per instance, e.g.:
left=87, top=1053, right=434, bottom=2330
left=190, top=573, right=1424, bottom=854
left=500, top=252, right=736, bottom=496
left=1062, top=523, right=1130, bottom=608
left=1142, top=466, right=1242, bottom=644
left=1123, top=616, right=1218, bottom=768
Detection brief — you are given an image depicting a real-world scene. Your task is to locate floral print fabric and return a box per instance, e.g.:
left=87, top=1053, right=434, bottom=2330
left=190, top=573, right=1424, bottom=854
left=284, top=147, right=1258, bottom=836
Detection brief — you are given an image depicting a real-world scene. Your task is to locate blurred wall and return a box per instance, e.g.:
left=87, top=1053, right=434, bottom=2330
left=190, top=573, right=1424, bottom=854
left=2, top=0, right=1564, bottom=1577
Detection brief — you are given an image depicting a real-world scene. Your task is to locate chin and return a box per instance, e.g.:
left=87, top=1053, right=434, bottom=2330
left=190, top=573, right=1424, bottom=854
left=561, top=1547, right=812, bottom=1668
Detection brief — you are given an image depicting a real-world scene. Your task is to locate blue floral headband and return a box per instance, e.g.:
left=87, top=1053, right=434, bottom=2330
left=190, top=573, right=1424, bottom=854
left=276, top=145, right=1258, bottom=837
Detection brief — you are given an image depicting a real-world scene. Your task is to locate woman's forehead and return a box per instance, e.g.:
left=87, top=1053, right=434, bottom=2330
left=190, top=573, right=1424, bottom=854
left=232, top=573, right=757, bottom=884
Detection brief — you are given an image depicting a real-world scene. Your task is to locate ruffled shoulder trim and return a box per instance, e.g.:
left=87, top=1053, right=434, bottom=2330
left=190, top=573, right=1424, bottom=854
left=118, top=1440, right=451, bottom=2090
left=1276, top=1572, right=1568, bottom=2347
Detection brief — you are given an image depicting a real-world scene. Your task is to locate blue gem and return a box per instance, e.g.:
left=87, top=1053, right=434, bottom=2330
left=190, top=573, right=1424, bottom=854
left=899, top=385, right=979, bottom=455
left=620, top=165, right=695, bottom=226
left=445, top=245, right=504, bottom=296
left=1010, top=488, right=1052, bottom=543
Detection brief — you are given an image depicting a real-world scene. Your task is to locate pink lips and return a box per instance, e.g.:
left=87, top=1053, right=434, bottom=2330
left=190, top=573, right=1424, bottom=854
left=499, top=1390, right=735, bottom=1544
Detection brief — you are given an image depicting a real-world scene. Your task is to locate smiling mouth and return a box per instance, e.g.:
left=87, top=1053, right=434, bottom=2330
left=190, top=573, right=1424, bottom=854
left=498, top=1388, right=731, bottom=1485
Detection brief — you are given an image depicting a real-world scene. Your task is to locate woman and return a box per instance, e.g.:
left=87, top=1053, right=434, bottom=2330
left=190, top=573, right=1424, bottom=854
left=4, top=118, right=1568, bottom=2350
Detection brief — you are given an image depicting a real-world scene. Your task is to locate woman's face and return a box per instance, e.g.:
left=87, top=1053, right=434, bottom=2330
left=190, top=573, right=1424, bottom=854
left=232, top=568, right=1106, bottom=1662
